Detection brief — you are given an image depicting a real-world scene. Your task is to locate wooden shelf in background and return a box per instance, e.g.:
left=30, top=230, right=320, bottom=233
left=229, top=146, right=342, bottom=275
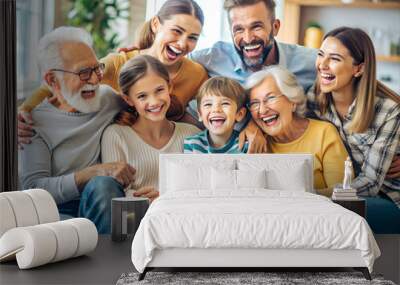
left=279, top=0, right=400, bottom=44
left=377, top=55, right=400, bottom=63
left=287, top=0, right=400, bottom=9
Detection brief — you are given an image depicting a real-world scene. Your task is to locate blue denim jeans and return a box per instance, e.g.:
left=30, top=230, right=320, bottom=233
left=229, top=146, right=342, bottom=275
left=58, top=176, right=124, bottom=234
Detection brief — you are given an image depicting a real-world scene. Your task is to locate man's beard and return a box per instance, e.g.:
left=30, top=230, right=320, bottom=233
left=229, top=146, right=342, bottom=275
left=59, top=81, right=102, bottom=113
left=235, top=34, right=275, bottom=70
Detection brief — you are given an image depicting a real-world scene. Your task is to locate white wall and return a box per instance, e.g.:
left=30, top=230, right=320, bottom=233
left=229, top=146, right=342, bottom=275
left=126, top=0, right=146, bottom=46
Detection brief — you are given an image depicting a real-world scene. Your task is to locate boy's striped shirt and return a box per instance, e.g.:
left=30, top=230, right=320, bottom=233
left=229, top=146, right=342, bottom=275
left=184, top=130, right=248, bottom=154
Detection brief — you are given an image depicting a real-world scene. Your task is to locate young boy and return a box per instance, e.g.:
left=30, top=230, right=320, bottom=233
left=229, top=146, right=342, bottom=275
left=184, top=76, right=248, bottom=153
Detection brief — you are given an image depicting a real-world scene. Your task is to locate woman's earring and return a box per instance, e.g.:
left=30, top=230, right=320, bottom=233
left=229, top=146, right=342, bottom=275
left=292, top=104, right=296, bottom=112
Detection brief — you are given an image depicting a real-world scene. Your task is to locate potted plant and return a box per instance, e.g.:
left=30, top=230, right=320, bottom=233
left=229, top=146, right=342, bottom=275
left=304, top=21, right=324, bottom=49
left=66, top=0, right=130, bottom=58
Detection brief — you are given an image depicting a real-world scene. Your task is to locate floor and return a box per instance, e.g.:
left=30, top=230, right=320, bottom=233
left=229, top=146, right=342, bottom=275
left=0, top=235, right=133, bottom=285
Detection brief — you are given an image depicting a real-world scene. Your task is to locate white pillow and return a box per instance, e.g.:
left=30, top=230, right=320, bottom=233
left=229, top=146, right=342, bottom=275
left=236, top=169, right=267, bottom=189
left=166, top=159, right=236, bottom=192
left=211, top=168, right=267, bottom=190
left=211, top=168, right=236, bottom=190
left=167, top=162, right=210, bottom=191
left=238, top=159, right=308, bottom=191
left=266, top=165, right=307, bottom=191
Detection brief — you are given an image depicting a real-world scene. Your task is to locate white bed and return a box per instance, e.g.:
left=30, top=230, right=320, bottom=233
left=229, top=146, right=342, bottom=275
left=131, top=154, right=380, bottom=280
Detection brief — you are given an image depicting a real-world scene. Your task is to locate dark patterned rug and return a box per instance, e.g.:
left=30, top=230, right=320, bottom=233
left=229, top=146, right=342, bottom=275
left=117, top=271, right=395, bottom=285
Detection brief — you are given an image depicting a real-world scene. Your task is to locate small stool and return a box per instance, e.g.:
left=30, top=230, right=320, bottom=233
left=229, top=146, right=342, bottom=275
left=111, top=197, right=149, bottom=242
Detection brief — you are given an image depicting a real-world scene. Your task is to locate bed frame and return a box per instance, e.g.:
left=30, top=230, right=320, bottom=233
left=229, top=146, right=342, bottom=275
left=140, top=248, right=370, bottom=280
left=138, top=154, right=372, bottom=281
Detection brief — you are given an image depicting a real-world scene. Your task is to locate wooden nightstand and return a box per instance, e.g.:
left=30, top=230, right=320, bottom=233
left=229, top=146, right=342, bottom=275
left=332, top=198, right=366, bottom=218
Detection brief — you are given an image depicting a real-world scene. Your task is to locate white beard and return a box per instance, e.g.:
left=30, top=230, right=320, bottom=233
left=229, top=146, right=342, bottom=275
left=59, top=81, right=102, bottom=113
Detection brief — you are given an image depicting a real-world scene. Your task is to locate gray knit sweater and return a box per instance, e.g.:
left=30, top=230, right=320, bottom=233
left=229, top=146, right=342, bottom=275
left=20, top=85, right=121, bottom=204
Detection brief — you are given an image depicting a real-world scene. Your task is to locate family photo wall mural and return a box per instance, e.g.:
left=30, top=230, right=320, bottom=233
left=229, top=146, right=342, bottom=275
left=1, top=0, right=399, bottom=284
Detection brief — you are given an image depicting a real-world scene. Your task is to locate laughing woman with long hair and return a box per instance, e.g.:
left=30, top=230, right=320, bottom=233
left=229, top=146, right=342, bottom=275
left=307, top=27, right=400, bottom=210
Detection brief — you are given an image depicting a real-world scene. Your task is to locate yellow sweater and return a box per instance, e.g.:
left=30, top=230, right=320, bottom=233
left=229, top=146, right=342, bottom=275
left=269, top=119, right=349, bottom=196
left=20, top=50, right=208, bottom=120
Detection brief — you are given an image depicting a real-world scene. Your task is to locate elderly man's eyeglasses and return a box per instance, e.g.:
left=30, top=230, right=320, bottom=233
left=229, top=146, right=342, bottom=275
left=247, top=94, right=284, bottom=112
left=50, top=63, right=105, bottom=82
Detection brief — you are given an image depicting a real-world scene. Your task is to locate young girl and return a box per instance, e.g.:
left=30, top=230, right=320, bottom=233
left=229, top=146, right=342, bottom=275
left=308, top=27, right=400, bottom=208
left=101, top=55, right=199, bottom=201
left=19, top=0, right=207, bottom=122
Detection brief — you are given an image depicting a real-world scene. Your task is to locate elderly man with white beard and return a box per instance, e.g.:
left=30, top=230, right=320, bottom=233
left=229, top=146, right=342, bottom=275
left=20, top=27, right=136, bottom=234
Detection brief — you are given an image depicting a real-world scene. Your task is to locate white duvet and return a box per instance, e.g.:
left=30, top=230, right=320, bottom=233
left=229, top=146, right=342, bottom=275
left=131, top=190, right=380, bottom=273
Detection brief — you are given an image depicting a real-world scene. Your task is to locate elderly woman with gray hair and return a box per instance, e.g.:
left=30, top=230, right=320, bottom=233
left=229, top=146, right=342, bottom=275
left=245, top=65, right=349, bottom=196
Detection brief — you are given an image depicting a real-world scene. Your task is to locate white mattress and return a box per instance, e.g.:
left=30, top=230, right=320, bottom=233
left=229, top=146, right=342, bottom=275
left=131, top=190, right=380, bottom=273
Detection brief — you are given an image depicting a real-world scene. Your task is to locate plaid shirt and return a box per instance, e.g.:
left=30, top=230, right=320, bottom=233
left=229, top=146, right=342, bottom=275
left=307, top=88, right=400, bottom=208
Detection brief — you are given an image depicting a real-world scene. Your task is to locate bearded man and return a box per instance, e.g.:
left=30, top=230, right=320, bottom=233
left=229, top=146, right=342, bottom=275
left=20, top=27, right=136, bottom=234
left=190, top=0, right=316, bottom=91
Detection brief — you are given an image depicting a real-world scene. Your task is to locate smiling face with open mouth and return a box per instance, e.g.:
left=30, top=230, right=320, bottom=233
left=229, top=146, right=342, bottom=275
left=60, top=82, right=101, bottom=113
left=249, top=76, right=295, bottom=139
left=151, top=14, right=201, bottom=68
left=199, top=94, right=245, bottom=141
left=126, top=70, right=171, bottom=123
left=229, top=1, right=279, bottom=70
left=53, top=42, right=102, bottom=113
left=316, top=36, right=361, bottom=94
left=236, top=35, right=274, bottom=70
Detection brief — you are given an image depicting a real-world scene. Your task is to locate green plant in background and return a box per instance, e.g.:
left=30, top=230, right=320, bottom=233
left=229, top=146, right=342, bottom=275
left=304, top=21, right=323, bottom=49
left=306, top=21, right=322, bottom=29
left=66, top=0, right=130, bottom=58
